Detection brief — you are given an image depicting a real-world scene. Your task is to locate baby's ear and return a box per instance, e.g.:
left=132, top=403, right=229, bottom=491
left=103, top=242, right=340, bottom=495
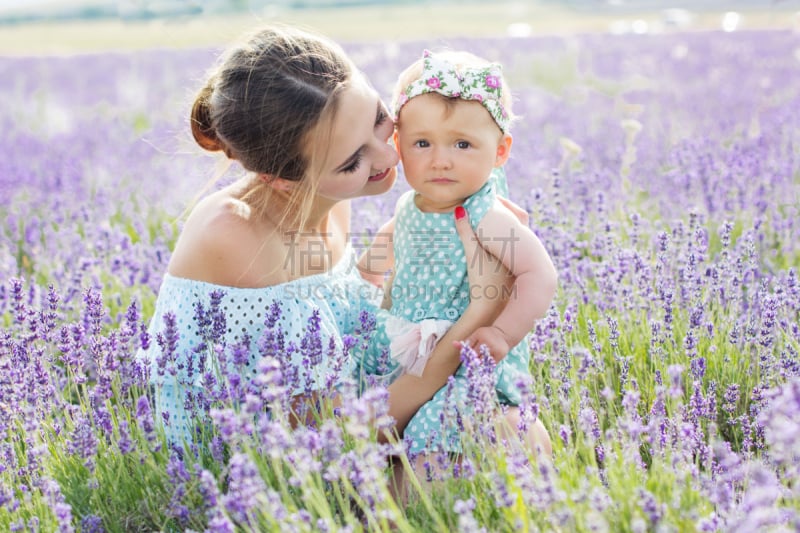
left=392, top=130, right=402, bottom=156
left=495, top=134, right=513, bottom=166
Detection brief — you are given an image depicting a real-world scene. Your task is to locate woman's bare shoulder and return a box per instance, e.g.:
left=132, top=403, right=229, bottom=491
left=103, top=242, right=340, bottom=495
left=168, top=189, right=286, bottom=288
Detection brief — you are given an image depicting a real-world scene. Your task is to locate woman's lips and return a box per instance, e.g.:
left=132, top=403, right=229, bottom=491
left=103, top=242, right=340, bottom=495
left=368, top=168, right=390, bottom=182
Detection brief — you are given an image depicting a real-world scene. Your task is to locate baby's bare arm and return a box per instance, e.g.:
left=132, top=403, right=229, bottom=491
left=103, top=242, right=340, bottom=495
left=467, top=204, right=558, bottom=358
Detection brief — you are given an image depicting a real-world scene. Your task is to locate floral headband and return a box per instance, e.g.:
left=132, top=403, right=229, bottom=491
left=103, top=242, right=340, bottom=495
left=394, top=50, right=510, bottom=133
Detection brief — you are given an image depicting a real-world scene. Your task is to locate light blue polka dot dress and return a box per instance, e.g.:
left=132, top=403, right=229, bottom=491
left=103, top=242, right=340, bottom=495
left=355, top=168, right=531, bottom=455
left=138, top=245, right=381, bottom=445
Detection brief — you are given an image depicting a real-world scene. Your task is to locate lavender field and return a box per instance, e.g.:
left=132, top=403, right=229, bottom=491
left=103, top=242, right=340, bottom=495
left=1, top=28, right=799, bottom=532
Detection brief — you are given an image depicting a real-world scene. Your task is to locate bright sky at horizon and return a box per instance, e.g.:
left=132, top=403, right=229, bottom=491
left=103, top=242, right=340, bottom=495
left=0, top=0, right=72, bottom=11
left=0, top=0, right=116, bottom=14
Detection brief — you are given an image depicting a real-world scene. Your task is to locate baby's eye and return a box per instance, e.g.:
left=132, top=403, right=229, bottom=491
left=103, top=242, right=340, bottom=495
left=456, top=140, right=471, bottom=149
left=414, top=140, right=430, bottom=148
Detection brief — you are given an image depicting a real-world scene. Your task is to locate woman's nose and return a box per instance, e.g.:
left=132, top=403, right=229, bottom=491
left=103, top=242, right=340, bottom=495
left=379, top=139, right=400, bottom=168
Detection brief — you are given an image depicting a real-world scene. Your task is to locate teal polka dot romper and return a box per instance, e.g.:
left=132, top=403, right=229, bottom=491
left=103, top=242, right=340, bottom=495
left=355, top=168, right=531, bottom=455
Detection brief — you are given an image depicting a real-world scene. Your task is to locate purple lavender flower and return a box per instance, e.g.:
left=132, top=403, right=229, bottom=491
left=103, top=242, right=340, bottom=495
left=198, top=468, right=220, bottom=510
left=638, top=489, right=663, bottom=526
left=66, top=413, right=98, bottom=470
left=490, top=472, right=516, bottom=508
left=10, top=278, right=28, bottom=325
left=116, top=419, right=135, bottom=455
left=559, top=424, right=571, bottom=446
left=453, top=497, right=486, bottom=533
left=514, top=374, right=539, bottom=433
left=667, top=364, right=684, bottom=398
left=222, top=453, right=269, bottom=525
left=79, top=515, right=103, bottom=533
left=299, top=309, right=324, bottom=393
left=135, top=395, right=160, bottom=451
left=578, top=405, right=601, bottom=443
left=209, top=290, right=227, bottom=340
left=264, top=300, right=282, bottom=329
left=40, top=479, right=74, bottom=533
left=154, top=312, right=179, bottom=378
left=257, top=420, right=293, bottom=461
left=207, top=510, right=236, bottom=532
left=286, top=427, right=323, bottom=487
left=758, top=379, right=800, bottom=468
left=210, top=407, right=252, bottom=443
left=165, top=454, right=192, bottom=527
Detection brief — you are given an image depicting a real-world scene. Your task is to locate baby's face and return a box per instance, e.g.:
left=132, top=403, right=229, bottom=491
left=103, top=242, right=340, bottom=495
left=395, top=93, right=509, bottom=213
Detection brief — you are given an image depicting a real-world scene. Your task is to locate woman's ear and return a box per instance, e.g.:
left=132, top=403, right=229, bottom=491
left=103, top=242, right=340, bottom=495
left=259, top=174, right=295, bottom=192
left=495, top=134, right=513, bottom=166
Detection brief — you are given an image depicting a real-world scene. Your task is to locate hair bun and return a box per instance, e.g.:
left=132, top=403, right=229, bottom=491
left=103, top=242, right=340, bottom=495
left=190, top=83, right=225, bottom=152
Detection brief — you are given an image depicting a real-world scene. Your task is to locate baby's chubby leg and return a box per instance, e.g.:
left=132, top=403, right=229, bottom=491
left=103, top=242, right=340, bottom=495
left=498, top=405, right=553, bottom=459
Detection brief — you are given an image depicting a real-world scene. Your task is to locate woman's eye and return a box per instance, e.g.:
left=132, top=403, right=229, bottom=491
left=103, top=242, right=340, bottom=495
left=376, top=106, right=389, bottom=126
left=342, top=155, right=362, bottom=174
left=456, top=141, right=471, bottom=149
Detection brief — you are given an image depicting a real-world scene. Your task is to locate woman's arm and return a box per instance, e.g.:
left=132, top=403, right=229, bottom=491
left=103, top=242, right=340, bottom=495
left=382, top=208, right=511, bottom=439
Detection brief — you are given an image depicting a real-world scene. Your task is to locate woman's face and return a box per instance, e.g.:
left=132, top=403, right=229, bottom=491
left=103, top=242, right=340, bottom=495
left=313, top=73, right=399, bottom=202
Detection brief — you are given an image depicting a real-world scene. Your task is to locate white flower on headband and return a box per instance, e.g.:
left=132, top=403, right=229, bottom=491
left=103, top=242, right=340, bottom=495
left=394, top=50, right=510, bottom=133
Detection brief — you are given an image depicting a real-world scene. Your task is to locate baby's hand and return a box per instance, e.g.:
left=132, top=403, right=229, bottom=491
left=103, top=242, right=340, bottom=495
left=464, top=326, right=510, bottom=363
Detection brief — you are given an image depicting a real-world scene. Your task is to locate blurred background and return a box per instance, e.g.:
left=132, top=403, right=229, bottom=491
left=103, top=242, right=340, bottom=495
left=1, top=0, right=799, bottom=53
